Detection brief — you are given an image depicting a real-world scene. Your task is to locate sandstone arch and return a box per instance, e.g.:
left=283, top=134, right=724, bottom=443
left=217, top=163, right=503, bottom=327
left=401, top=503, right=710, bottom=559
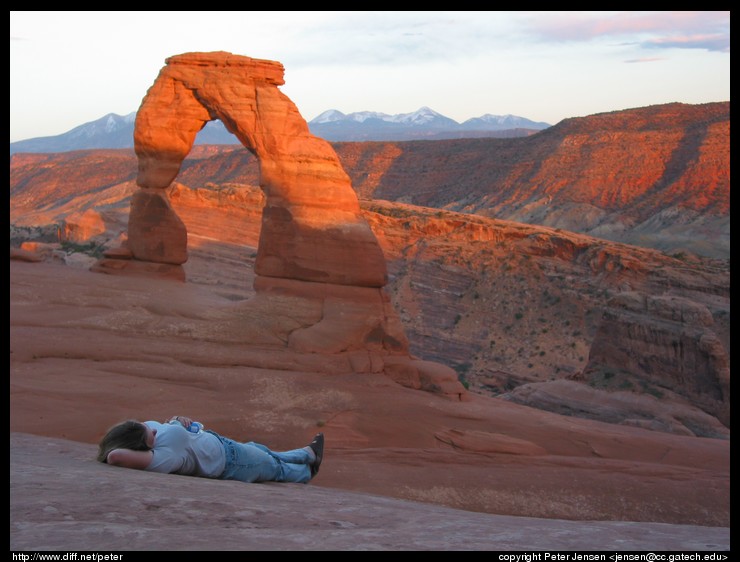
left=130, top=51, right=385, bottom=287
left=118, top=51, right=466, bottom=399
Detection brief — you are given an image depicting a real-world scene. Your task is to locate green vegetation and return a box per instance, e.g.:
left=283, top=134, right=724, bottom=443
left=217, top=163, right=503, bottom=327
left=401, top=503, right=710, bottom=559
left=455, top=363, right=472, bottom=390
left=60, top=240, right=105, bottom=258
left=640, top=380, right=665, bottom=399
left=458, top=375, right=470, bottom=390
left=368, top=204, right=414, bottom=219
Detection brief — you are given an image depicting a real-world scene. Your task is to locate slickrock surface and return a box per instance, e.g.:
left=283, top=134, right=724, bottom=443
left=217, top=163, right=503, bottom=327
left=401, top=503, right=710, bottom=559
left=10, top=433, right=729, bottom=551
left=10, top=260, right=730, bottom=551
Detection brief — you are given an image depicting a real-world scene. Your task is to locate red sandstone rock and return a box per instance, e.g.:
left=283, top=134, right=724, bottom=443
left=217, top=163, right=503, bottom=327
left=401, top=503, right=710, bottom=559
left=119, top=51, right=451, bottom=393
left=582, top=292, right=730, bottom=429
left=8, top=104, right=730, bottom=418
left=132, top=51, right=387, bottom=287
left=127, top=189, right=188, bottom=264
left=10, top=247, right=44, bottom=262
left=383, top=357, right=468, bottom=401
left=59, top=209, right=108, bottom=243
left=102, top=246, right=133, bottom=259
left=8, top=259, right=731, bottom=530
left=434, top=428, right=548, bottom=455
left=90, top=256, right=187, bottom=282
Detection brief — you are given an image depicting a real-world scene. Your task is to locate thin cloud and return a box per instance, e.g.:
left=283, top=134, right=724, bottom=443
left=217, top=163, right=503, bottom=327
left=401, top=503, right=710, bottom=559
left=525, top=11, right=730, bottom=52
left=624, top=57, right=665, bottom=63
left=642, top=34, right=729, bottom=53
left=284, top=12, right=515, bottom=68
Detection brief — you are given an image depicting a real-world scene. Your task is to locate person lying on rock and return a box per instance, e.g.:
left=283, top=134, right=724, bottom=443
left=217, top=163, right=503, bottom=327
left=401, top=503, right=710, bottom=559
left=97, top=415, right=324, bottom=484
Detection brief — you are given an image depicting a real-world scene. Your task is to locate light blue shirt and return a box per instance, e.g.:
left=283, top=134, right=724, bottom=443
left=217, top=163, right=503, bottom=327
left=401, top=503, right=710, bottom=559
left=144, top=421, right=226, bottom=478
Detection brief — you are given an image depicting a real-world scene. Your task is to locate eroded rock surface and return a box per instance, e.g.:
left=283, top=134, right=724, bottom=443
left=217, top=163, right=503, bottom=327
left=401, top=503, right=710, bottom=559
left=581, top=292, right=730, bottom=430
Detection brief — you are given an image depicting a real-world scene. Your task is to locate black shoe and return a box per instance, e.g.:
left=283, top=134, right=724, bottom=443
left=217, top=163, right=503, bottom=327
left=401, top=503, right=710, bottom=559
left=309, top=433, right=324, bottom=478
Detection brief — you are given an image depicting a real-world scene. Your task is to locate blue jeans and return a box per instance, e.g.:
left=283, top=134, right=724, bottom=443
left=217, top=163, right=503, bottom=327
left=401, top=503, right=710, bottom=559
left=210, top=432, right=312, bottom=484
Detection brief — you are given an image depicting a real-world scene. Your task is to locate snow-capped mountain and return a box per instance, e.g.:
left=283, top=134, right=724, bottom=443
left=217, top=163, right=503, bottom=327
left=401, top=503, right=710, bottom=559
left=9, top=107, right=551, bottom=154
left=315, top=107, right=456, bottom=126
left=311, top=107, right=457, bottom=126
left=9, top=113, right=237, bottom=155
left=307, top=107, right=549, bottom=141
left=461, top=113, right=551, bottom=131
left=311, top=109, right=349, bottom=124
left=10, top=113, right=139, bottom=154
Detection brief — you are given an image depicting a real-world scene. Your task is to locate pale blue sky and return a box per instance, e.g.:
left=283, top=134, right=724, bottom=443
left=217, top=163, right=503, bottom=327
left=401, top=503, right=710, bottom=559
left=10, top=11, right=730, bottom=142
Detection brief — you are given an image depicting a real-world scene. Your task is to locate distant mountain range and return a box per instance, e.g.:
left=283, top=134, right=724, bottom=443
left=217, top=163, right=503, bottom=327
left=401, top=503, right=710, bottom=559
left=307, top=107, right=550, bottom=141
left=9, top=107, right=551, bottom=154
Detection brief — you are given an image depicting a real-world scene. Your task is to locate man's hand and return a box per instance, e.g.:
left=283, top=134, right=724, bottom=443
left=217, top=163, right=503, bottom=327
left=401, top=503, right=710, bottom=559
left=168, top=415, right=194, bottom=429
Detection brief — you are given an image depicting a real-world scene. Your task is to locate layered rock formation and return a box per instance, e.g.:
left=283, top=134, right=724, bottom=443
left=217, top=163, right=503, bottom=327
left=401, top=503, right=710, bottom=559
left=95, top=51, right=465, bottom=399
left=338, top=102, right=730, bottom=259
left=499, top=290, right=730, bottom=438
left=581, top=292, right=730, bottom=428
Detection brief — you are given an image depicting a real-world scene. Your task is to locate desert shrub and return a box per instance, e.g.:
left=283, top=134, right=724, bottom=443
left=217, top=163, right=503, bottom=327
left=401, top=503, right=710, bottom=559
left=60, top=240, right=105, bottom=258
left=458, top=374, right=470, bottom=390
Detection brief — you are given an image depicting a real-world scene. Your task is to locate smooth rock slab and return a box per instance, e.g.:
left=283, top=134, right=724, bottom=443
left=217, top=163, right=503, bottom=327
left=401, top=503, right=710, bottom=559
left=10, top=433, right=729, bottom=552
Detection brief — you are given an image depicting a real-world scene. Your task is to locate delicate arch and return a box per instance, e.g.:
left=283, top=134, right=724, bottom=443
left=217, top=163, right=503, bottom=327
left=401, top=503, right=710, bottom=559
left=130, top=51, right=387, bottom=287
left=112, top=51, right=467, bottom=400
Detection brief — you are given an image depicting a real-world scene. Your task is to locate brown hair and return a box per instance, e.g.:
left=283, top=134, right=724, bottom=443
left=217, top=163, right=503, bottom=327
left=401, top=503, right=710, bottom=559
left=96, top=420, right=150, bottom=463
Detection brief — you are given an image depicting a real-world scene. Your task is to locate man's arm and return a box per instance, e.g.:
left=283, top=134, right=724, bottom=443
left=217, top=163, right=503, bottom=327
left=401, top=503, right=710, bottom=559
left=106, top=448, right=154, bottom=470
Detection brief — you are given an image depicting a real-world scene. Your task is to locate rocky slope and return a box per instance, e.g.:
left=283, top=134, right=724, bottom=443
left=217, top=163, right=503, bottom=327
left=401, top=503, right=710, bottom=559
left=9, top=259, right=730, bottom=532
left=9, top=102, right=730, bottom=436
left=10, top=183, right=730, bottom=439
left=338, top=102, right=730, bottom=260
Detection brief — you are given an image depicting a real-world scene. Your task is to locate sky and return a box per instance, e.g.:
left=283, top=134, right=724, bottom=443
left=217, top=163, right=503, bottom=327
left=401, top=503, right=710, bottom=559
left=9, top=11, right=730, bottom=143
